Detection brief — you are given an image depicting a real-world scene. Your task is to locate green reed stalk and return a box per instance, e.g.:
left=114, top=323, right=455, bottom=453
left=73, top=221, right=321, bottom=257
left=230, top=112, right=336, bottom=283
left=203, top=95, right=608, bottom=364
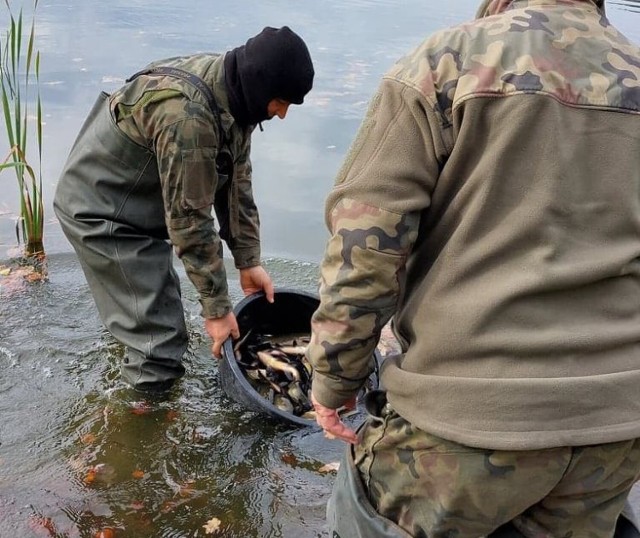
left=1, top=0, right=44, bottom=257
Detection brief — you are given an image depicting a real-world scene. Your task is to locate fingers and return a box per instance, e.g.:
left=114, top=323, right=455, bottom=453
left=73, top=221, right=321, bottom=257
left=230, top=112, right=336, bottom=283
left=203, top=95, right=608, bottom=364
left=205, top=314, right=239, bottom=359
left=320, top=415, right=358, bottom=444
left=230, top=324, right=240, bottom=340
left=312, top=394, right=359, bottom=444
left=264, top=278, right=275, bottom=303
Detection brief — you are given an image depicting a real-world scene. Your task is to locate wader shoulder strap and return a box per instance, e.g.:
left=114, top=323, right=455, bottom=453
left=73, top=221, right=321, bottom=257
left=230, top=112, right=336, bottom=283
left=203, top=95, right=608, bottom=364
left=126, top=66, right=226, bottom=145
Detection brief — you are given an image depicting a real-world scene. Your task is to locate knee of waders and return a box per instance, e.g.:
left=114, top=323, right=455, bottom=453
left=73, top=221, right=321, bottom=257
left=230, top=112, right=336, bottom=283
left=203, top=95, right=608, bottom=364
left=327, top=444, right=412, bottom=538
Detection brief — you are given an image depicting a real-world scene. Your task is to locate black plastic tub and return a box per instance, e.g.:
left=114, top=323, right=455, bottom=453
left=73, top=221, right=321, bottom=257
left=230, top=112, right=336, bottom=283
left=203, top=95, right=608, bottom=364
left=219, top=288, right=380, bottom=427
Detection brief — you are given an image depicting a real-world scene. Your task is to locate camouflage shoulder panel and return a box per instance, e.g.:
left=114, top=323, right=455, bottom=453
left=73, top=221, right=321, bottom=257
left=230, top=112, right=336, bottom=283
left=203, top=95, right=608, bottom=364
left=384, top=0, right=640, bottom=126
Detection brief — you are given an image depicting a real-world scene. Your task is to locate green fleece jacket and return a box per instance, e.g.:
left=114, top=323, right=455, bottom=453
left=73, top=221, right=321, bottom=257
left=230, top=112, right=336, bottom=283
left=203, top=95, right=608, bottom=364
left=308, top=0, right=640, bottom=450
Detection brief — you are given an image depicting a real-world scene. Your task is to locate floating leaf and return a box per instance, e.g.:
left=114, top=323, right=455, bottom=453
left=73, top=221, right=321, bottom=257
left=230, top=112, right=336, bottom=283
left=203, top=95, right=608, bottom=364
left=27, top=515, right=57, bottom=536
left=130, top=402, right=152, bottom=415
left=129, top=500, right=145, bottom=511
left=203, top=517, right=222, bottom=534
left=84, top=469, right=97, bottom=485
left=0, top=266, right=10, bottom=276
left=95, top=529, right=115, bottom=538
left=318, top=461, right=340, bottom=473
left=281, top=452, right=298, bottom=466
left=80, top=433, right=96, bottom=445
left=165, top=409, right=180, bottom=422
left=84, top=463, right=116, bottom=486
left=160, top=500, right=178, bottom=514
left=25, top=270, right=45, bottom=282
left=177, top=479, right=196, bottom=498
left=132, top=469, right=144, bottom=479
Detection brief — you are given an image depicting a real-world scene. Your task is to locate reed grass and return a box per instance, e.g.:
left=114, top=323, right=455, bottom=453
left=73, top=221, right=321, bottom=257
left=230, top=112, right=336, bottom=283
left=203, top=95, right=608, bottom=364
left=0, top=0, right=44, bottom=258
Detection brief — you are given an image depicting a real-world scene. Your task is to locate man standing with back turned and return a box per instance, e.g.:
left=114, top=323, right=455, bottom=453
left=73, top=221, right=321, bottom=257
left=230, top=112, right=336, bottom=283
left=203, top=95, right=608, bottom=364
left=307, top=0, right=640, bottom=535
left=54, top=26, right=314, bottom=393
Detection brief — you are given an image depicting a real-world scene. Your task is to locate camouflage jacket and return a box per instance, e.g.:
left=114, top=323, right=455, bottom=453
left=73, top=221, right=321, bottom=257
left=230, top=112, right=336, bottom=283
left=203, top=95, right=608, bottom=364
left=109, top=54, right=260, bottom=319
left=308, top=0, right=640, bottom=449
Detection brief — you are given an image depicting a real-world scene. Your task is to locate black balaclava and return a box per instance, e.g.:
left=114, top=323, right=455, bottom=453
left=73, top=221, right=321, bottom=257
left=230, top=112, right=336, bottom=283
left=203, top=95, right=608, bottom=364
left=224, top=26, right=315, bottom=128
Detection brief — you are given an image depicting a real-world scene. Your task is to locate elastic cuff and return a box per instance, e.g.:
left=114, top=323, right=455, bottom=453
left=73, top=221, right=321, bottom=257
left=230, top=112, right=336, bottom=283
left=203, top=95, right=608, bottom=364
left=311, top=376, right=359, bottom=410
left=232, top=246, right=261, bottom=269
left=200, top=296, right=233, bottom=319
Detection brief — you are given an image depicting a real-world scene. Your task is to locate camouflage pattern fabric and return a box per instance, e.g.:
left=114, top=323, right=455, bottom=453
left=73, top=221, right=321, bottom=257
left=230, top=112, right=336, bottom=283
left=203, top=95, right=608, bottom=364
left=309, top=202, right=419, bottom=404
left=111, top=53, right=260, bottom=318
left=309, top=0, right=640, bottom=533
left=388, top=0, right=637, bottom=128
left=308, top=0, right=640, bottom=412
left=476, top=0, right=605, bottom=18
left=354, top=405, right=640, bottom=537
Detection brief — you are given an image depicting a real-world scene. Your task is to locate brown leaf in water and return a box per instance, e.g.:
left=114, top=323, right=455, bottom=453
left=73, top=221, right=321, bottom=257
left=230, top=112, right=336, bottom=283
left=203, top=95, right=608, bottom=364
left=281, top=452, right=298, bottom=466
left=0, top=263, right=47, bottom=294
left=165, top=409, right=180, bottom=422
left=318, top=461, right=341, bottom=473
left=84, top=463, right=116, bottom=486
left=130, top=402, right=152, bottom=415
left=177, top=479, right=196, bottom=498
left=132, top=469, right=144, bottom=479
left=203, top=517, right=222, bottom=534
left=80, top=433, right=97, bottom=445
left=94, top=529, right=115, bottom=538
left=160, top=499, right=179, bottom=513
left=84, top=468, right=97, bottom=485
left=27, top=515, right=57, bottom=536
left=25, top=270, right=46, bottom=283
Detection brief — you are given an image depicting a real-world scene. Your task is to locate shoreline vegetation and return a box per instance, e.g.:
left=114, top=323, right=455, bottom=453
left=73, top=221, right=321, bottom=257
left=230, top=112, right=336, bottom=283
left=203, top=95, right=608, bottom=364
left=0, top=0, right=47, bottom=283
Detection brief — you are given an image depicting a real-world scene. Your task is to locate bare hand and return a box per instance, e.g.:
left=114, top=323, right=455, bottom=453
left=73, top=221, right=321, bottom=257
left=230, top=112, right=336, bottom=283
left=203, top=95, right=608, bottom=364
left=239, top=266, right=274, bottom=303
left=311, top=393, right=359, bottom=444
left=205, top=312, right=240, bottom=358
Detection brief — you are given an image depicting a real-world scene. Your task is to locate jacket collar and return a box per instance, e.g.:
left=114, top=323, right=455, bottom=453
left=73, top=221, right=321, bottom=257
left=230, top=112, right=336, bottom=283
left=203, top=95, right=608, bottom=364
left=475, top=0, right=603, bottom=18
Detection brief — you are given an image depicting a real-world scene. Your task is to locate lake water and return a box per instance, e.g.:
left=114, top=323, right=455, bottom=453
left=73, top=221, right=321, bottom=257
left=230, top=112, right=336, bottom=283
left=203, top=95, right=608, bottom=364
left=1, top=1, right=639, bottom=537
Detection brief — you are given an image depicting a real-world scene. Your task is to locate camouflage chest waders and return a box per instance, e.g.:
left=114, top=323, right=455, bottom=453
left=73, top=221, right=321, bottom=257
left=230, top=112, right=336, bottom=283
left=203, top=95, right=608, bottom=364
left=328, top=391, right=640, bottom=538
left=54, top=91, right=188, bottom=391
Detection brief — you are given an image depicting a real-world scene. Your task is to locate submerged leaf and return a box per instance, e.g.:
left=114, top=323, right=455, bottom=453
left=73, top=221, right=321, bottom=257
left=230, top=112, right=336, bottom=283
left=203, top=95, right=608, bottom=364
left=203, top=517, right=222, bottom=534
left=80, top=433, right=97, bottom=445
left=281, top=452, right=298, bottom=466
left=84, top=469, right=97, bottom=485
left=27, top=515, right=57, bottom=537
left=318, top=461, right=341, bottom=473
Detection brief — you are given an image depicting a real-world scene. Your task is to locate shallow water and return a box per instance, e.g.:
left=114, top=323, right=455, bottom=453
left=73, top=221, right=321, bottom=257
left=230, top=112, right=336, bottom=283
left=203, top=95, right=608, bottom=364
left=1, top=1, right=640, bottom=537
left=1, top=253, right=347, bottom=537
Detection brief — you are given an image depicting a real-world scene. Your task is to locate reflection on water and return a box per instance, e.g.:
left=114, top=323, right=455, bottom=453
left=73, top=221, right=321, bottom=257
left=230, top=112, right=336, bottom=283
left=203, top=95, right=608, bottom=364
left=610, top=0, right=640, bottom=12
left=1, top=0, right=479, bottom=263
left=1, top=1, right=639, bottom=536
left=0, top=253, right=347, bottom=537
left=1, top=0, right=638, bottom=262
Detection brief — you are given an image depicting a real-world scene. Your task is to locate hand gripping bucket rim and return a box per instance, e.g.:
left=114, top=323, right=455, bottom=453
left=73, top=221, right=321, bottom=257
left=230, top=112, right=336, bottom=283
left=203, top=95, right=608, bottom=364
left=219, top=287, right=381, bottom=427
